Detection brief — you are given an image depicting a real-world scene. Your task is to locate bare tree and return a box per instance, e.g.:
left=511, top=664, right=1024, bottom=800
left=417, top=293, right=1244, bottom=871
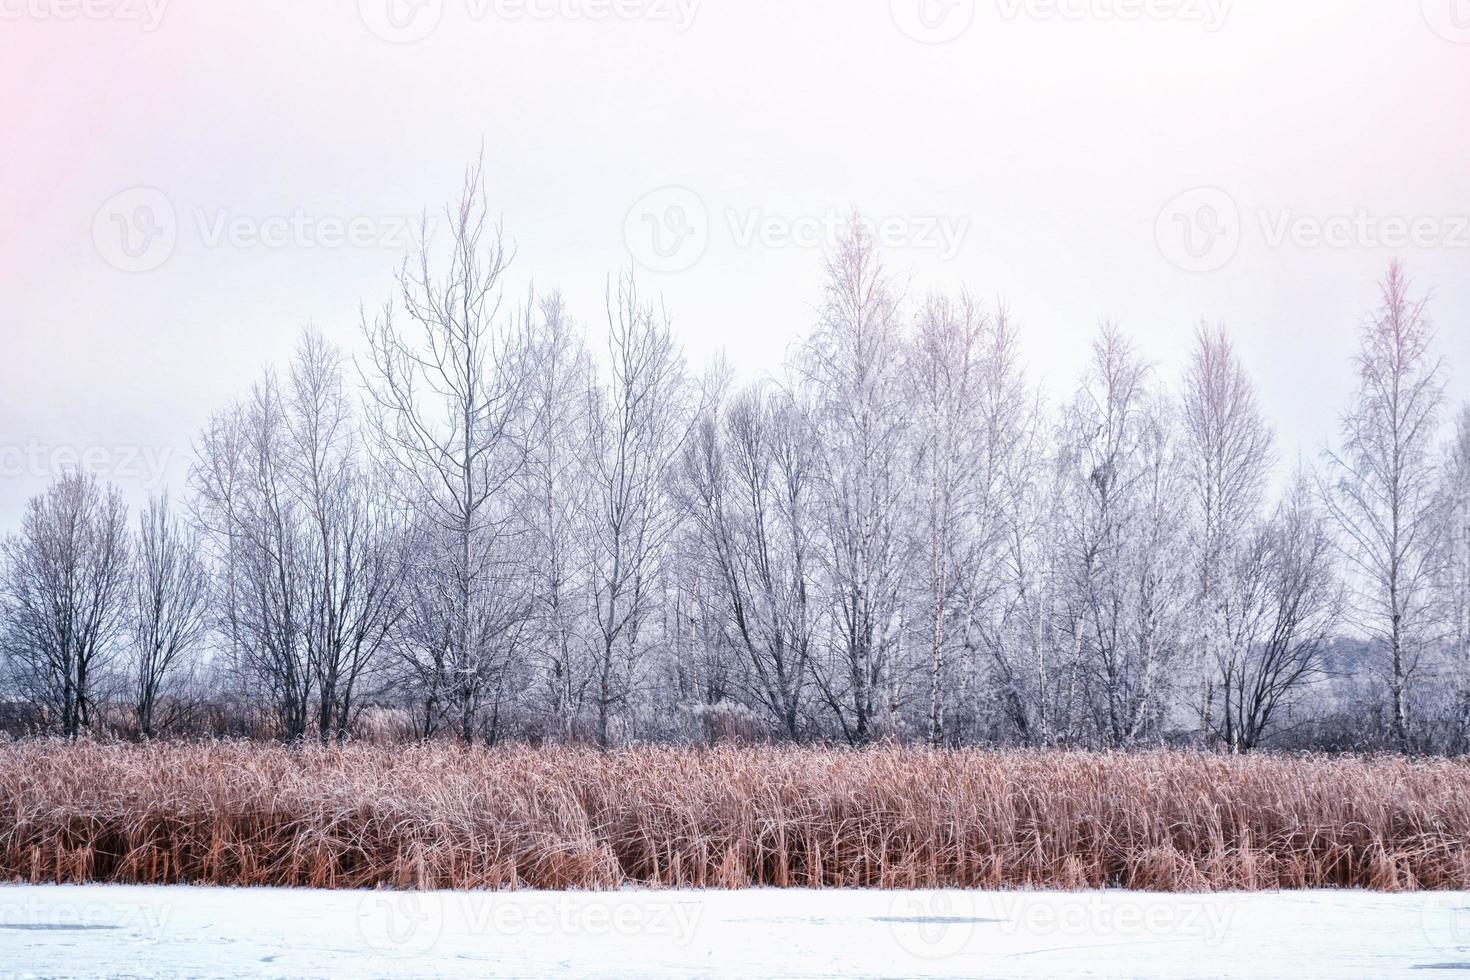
left=190, top=333, right=406, bottom=741
left=1322, top=261, right=1445, bottom=750
left=1216, top=475, right=1342, bottom=751
left=188, top=404, right=247, bottom=704
left=799, top=217, right=910, bottom=743
left=1436, top=406, right=1470, bottom=746
left=682, top=382, right=816, bottom=738
left=974, top=391, right=1077, bottom=745
left=1180, top=323, right=1275, bottom=743
left=0, top=472, right=131, bottom=738
left=586, top=272, right=691, bottom=747
left=192, top=374, right=313, bottom=739
left=906, top=293, right=1016, bottom=744
left=1059, top=325, right=1186, bottom=747
left=131, top=493, right=210, bottom=737
left=517, top=292, right=595, bottom=738
left=389, top=514, right=455, bottom=739
left=361, top=160, right=534, bottom=744
left=286, top=331, right=407, bottom=741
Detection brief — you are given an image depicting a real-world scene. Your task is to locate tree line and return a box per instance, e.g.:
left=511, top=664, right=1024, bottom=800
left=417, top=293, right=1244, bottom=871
left=3, top=169, right=1467, bottom=751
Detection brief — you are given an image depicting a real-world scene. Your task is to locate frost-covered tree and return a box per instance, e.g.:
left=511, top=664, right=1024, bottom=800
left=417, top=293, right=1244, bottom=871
left=799, top=217, right=911, bottom=743
left=130, top=493, right=210, bottom=737
left=1436, top=407, right=1470, bottom=745
left=0, top=473, right=130, bottom=738
left=361, top=161, right=534, bottom=744
left=586, top=273, right=692, bottom=747
left=1058, top=325, right=1187, bottom=746
left=516, top=292, right=595, bottom=738
left=681, top=382, right=817, bottom=738
left=907, top=294, right=1023, bottom=744
left=1322, top=261, right=1445, bottom=749
left=194, top=332, right=406, bottom=741
left=1216, top=475, right=1341, bottom=751
left=1179, top=324, right=1275, bottom=743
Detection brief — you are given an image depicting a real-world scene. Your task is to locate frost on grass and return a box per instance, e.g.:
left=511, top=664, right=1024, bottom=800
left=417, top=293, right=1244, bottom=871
left=2, top=741, right=1469, bottom=892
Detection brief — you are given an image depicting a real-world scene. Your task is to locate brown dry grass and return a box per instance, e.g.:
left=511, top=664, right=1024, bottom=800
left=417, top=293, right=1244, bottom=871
left=1, top=741, right=1467, bottom=892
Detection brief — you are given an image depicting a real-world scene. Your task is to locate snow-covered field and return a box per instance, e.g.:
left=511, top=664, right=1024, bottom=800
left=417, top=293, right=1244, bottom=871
left=2, top=884, right=1468, bottom=978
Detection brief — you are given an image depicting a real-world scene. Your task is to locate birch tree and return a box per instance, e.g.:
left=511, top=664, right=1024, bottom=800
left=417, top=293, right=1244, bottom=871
left=1437, top=407, right=1470, bottom=745
left=907, top=294, right=1019, bottom=743
left=1180, top=323, right=1274, bottom=743
left=800, top=218, right=910, bottom=743
left=1322, top=261, right=1445, bottom=749
left=1059, top=325, right=1185, bottom=746
left=517, top=292, right=595, bottom=737
left=975, top=396, right=1076, bottom=744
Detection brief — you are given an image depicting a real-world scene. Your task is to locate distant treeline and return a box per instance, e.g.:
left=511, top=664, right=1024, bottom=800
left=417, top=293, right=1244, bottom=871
left=2, top=163, right=1467, bottom=752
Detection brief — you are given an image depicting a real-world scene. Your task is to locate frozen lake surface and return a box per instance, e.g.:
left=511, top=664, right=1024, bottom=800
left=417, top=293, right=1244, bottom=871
left=3, top=884, right=1469, bottom=978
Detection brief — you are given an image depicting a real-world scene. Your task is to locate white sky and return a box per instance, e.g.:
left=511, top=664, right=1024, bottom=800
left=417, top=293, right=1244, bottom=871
left=2, top=0, right=1468, bottom=524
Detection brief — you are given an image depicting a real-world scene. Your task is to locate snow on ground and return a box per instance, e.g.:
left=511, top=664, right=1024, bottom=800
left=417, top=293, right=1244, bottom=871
left=2, top=884, right=1469, bottom=978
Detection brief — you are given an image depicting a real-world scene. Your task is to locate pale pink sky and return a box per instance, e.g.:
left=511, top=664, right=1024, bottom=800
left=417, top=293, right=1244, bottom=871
left=2, top=0, right=1469, bottom=520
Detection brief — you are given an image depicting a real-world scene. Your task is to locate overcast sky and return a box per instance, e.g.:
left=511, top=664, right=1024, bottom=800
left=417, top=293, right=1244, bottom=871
left=2, top=0, right=1468, bottom=524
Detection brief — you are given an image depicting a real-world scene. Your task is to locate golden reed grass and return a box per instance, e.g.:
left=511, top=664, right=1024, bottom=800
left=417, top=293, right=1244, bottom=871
left=1, top=742, right=1467, bottom=892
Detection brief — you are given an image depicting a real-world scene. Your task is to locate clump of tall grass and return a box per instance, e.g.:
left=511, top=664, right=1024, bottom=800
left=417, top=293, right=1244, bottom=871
left=0, top=741, right=1466, bottom=891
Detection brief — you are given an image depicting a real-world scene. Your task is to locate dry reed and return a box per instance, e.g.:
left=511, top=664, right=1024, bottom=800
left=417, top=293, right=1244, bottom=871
left=1, top=741, right=1467, bottom=892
